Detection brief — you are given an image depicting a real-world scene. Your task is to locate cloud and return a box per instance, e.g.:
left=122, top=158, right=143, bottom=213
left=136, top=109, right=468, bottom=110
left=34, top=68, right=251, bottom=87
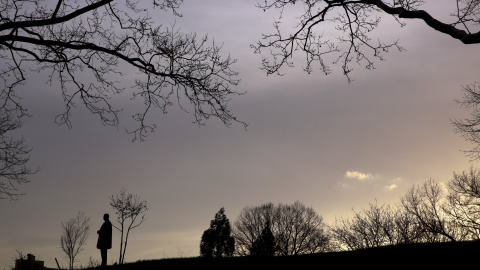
left=345, top=170, right=372, bottom=181
left=384, top=177, right=402, bottom=191
left=384, top=184, right=398, bottom=191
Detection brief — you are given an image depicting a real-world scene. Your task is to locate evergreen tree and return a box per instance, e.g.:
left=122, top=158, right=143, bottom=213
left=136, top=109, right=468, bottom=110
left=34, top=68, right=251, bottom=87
left=200, top=207, right=235, bottom=258
left=250, top=221, right=277, bottom=256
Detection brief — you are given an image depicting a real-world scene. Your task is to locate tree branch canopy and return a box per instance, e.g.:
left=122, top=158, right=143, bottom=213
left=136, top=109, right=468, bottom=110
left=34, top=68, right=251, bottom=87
left=254, top=0, right=480, bottom=80
left=0, top=0, right=245, bottom=142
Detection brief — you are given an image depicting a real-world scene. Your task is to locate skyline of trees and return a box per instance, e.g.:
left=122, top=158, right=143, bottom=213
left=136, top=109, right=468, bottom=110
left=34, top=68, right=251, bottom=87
left=332, top=167, right=480, bottom=251
left=48, top=167, right=480, bottom=266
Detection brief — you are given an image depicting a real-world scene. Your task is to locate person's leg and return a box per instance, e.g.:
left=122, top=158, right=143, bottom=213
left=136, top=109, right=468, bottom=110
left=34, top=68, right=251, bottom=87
left=101, top=249, right=107, bottom=267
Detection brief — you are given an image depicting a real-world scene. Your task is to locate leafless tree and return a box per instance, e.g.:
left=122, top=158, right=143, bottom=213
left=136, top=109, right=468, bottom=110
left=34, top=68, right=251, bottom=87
left=332, top=201, right=389, bottom=250
left=233, top=201, right=331, bottom=256
left=60, top=211, right=90, bottom=270
left=400, top=178, right=458, bottom=242
left=390, top=204, right=427, bottom=245
left=454, top=84, right=480, bottom=160
left=232, top=202, right=277, bottom=256
left=332, top=171, right=480, bottom=251
left=275, top=201, right=331, bottom=255
left=10, top=250, right=26, bottom=270
left=331, top=201, right=425, bottom=251
left=109, top=188, right=148, bottom=264
left=0, top=108, right=37, bottom=200
left=443, top=166, right=480, bottom=239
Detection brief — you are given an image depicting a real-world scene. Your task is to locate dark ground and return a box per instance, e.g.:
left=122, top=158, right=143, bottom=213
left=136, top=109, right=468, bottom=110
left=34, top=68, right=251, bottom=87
left=92, top=240, right=480, bottom=269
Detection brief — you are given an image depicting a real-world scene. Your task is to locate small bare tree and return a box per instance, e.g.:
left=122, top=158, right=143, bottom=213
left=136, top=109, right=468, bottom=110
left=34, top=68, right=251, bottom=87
left=109, top=188, right=148, bottom=264
left=60, top=212, right=90, bottom=270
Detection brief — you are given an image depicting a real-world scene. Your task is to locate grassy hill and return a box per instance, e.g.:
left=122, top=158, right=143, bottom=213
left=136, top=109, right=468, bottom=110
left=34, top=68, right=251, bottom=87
left=92, top=240, right=480, bottom=269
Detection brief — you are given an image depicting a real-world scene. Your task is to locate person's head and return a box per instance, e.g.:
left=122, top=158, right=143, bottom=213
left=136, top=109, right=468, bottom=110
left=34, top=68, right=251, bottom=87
left=103, top=213, right=109, bottom=221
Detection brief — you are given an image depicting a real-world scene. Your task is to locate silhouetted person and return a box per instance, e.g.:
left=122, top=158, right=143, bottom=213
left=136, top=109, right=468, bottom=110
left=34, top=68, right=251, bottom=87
left=97, top=213, right=112, bottom=267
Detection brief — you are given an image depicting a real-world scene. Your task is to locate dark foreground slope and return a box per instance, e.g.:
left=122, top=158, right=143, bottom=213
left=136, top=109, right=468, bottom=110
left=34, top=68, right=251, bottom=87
left=97, top=240, right=480, bottom=270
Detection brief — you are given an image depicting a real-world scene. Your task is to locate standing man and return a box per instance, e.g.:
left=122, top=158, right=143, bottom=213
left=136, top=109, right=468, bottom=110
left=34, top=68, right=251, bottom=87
left=97, top=213, right=112, bottom=267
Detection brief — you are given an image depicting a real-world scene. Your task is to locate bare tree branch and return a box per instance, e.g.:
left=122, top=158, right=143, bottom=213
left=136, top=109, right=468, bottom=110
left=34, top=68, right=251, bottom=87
left=0, top=0, right=245, bottom=141
left=254, top=0, right=480, bottom=81
left=60, top=211, right=90, bottom=270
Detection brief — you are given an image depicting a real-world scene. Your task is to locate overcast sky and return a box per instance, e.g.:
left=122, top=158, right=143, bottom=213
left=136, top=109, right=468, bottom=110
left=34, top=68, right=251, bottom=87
left=1, top=0, right=478, bottom=268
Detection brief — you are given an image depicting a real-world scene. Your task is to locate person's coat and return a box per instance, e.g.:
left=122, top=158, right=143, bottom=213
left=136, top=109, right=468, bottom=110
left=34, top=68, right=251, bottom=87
left=97, top=220, right=112, bottom=250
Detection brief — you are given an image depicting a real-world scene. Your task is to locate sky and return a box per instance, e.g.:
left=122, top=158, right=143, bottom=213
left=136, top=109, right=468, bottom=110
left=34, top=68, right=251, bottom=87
left=0, top=0, right=478, bottom=268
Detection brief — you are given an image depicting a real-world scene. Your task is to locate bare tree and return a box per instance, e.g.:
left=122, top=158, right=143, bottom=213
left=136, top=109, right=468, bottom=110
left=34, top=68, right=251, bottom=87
left=275, top=201, right=331, bottom=255
left=390, top=204, right=427, bottom=245
left=0, top=108, right=37, bottom=200
left=332, top=171, right=480, bottom=251
left=331, top=201, right=425, bottom=251
left=400, top=178, right=458, bottom=242
left=333, top=202, right=391, bottom=250
left=233, top=201, right=331, bottom=256
left=60, top=211, right=90, bottom=270
left=232, top=202, right=277, bottom=256
left=444, top=166, right=480, bottom=239
left=453, top=84, right=480, bottom=160
left=109, top=188, right=148, bottom=264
